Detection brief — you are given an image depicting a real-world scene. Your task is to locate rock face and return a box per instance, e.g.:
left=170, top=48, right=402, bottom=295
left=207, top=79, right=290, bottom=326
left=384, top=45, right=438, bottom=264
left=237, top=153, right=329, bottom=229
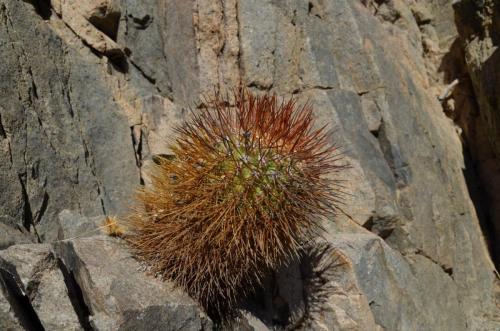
left=54, top=236, right=212, bottom=330
left=0, top=244, right=81, bottom=330
left=0, top=0, right=499, bottom=330
left=0, top=222, right=212, bottom=331
left=453, top=0, right=500, bottom=276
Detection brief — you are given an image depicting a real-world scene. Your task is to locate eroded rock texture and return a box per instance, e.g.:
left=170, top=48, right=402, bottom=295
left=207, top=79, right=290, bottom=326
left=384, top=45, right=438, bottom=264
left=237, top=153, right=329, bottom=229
left=453, top=0, right=500, bottom=274
left=0, top=0, right=499, bottom=330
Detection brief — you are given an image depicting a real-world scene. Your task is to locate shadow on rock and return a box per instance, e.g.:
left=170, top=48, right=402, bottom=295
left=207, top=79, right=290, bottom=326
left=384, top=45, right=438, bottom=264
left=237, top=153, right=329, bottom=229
left=222, top=243, right=347, bottom=331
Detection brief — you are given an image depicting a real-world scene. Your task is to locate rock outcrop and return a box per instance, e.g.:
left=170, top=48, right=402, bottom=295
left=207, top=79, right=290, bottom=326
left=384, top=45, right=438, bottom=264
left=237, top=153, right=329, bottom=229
left=0, top=234, right=212, bottom=331
left=54, top=236, right=212, bottom=330
left=0, top=0, right=499, bottom=330
left=453, top=0, right=500, bottom=275
left=0, top=243, right=81, bottom=330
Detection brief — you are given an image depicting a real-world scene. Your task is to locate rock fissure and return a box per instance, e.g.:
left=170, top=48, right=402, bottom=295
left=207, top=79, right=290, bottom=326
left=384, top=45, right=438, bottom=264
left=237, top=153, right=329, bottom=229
left=18, top=174, right=41, bottom=243
left=412, top=249, right=454, bottom=278
left=68, top=76, right=108, bottom=218
left=24, top=0, right=51, bottom=20
left=56, top=258, right=94, bottom=331
left=64, top=81, right=75, bottom=118
left=80, top=134, right=107, bottom=216
left=234, top=0, right=243, bottom=88
left=0, top=113, right=6, bottom=139
left=32, top=192, right=49, bottom=232
left=130, top=124, right=145, bottom=185
left=438, top=0, right=500, bottom=268
left=0, top=268, right=45, bottom=331
left=129, top=59, right=157, bottom=85
left=25, top=252, right=55, bottom=300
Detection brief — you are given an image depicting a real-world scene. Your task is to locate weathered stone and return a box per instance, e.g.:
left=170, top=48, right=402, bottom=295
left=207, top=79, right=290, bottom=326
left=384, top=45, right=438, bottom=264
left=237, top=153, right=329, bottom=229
left=453, top=0, right=500, bottom=274
left=411, top=3, right=434, bottom=25
left=0, top=223, right=35, bottom=250
left=138, top=94, right=184, bottom=157
left=136, top=94, right=187, bottom=186
left=116, top=0, right=199, bottom=103
left=57, top=209, right=104, bottom=240
left=0, top=244, right=82, bottom=330
left=300, top=244, right=382, bottom=331
left=54, top=236, right=212, bottom=330
left=52, top=0, right=123, bottom=57
left=1, top=0, right=500, bottom=329
left=0, top=0, right=138, bottom=242
left=0, top=277, right=23, bottom=331
left=327, top=233, right=466, bottom=330
left=230, top=313, right=270, bottom=331
left=77, top=0, right=121, bottom=39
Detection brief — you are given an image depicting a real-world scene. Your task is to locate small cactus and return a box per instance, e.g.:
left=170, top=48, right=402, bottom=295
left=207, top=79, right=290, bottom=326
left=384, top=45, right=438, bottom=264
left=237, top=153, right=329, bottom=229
left=127, top=90, right=344, bottom=318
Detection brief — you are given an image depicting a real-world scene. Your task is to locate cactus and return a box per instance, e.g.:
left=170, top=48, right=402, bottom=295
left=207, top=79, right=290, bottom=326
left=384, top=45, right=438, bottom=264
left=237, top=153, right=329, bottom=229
left=127, top=90, right=344, bottom=318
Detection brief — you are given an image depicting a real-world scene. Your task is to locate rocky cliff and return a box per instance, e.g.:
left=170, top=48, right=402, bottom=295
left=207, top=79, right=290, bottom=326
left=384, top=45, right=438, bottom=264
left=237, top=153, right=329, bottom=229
left=453, top=0, right=500, bottom=277
left=0, top=0, right=499, bottom=330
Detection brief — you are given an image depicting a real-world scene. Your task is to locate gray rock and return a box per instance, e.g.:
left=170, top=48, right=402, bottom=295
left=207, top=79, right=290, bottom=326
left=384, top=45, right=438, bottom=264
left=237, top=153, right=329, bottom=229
left=0, top=0, right=499, bottom=329
left=0, top=223, right=35, bottom=250
left=57, top=209, right=103, bottom=240
left=0, top=244, right=82, bottom=330
left=328, top=233, right=465, bottom=331
left=245, top=242, right=383, bottom=331
left=0, top=0, right=138, bottom=242
left=54, top=236, right=212, bottom=330
left=229, top=313, right=271, bottom=331
left=116, top=0, right=199, bottom=103
left=0, top=277, right=23, bottom=331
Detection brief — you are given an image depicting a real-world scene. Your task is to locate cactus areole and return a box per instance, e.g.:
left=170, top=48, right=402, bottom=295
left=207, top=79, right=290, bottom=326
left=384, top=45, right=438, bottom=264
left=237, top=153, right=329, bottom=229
left=127, top=89, right=344, bottom=318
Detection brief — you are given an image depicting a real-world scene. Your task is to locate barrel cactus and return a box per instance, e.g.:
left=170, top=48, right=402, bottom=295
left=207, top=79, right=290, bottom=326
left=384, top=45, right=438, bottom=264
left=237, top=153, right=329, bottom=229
left=127, top=89, right=344, bottom=318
